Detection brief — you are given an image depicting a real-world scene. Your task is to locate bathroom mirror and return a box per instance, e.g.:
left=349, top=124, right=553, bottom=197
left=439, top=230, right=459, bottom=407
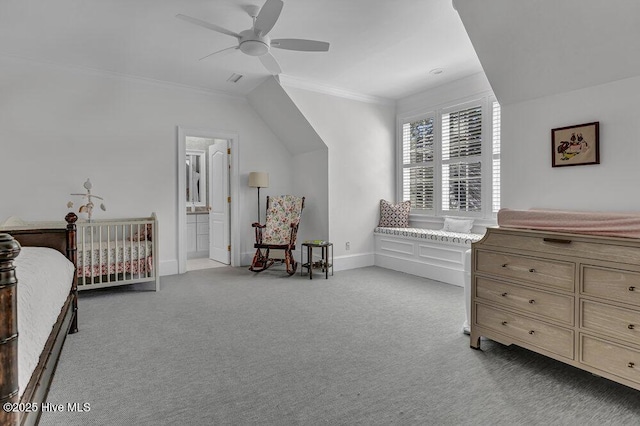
left=186, top=150, right=206, bottom=207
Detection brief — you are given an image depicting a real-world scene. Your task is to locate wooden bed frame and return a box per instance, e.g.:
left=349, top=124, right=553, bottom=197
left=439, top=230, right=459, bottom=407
left=0, top=213, right=78, bottom=426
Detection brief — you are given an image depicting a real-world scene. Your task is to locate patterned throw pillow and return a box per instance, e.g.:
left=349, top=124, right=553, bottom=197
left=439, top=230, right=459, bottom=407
left=378, top=200, right=411, bottom=227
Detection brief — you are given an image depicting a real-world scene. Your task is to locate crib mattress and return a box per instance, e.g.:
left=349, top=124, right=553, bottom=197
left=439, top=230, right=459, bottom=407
left=14, top=247, right=74, bottom=398
left=77, top=240, right=153, bottom=277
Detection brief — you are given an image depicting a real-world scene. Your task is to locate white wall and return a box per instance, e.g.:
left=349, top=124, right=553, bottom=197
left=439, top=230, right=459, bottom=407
left=292, top=149, right=329, bottom=256
left=282, top=86, right=396, bottom=270
left=502, top=75, right=640, bottom=212
left=246, top=78, right=329, bottom=266
left=0, top=56, right=293, bottom=274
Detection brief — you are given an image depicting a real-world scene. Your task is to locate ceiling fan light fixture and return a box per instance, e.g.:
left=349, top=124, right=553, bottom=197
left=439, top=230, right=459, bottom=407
left=240, top=39, right=269, bottom=56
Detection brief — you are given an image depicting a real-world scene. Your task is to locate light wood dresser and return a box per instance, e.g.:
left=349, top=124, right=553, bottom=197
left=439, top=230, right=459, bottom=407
left=471, top=226, right=640, bottom=391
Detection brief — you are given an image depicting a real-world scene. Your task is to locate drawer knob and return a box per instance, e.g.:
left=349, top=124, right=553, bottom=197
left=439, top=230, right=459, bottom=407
left=501, top=264, right=508, bottom=268
left=629, top=362, right=635, bottom=368
left=528, top=330, right=535, bottom=335
left=529, top=268, right=536, bottom=273
left=501, top=292, right=508, bottom=297
left=501, top=321, right=508, bottom=326
left=629, top=324, right=636, bottom=330
left=529, top=299, right=536, bottom=304
left=630, top=286, right=636, bottom=292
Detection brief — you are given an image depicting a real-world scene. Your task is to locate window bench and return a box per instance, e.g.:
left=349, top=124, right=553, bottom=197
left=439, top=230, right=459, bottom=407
left=373, top=227, right=484, bottom=287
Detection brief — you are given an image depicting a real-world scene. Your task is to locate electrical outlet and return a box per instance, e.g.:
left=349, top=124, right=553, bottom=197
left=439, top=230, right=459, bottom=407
left=345, top=242, right=350, bottom=250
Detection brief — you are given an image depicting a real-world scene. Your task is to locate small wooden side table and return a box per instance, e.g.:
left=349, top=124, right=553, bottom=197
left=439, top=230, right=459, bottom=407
left=301, top=241, right=333, bottom=280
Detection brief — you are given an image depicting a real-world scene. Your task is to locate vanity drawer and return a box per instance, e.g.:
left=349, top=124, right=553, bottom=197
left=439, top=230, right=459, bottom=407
left=582, top=265, right=640, bottom=307
left=475, top=277, right=574, bottom=325
left=581, top=300, right=640, bottom=345
left=196, top=221, right=209, bottom=234
left=475, top=250, right=574, bottom=292
left=475, top=303, right=574, bottom=359
left=581, top=334, right=640, bottom=385
left=482, top=230, right=640, bottom=264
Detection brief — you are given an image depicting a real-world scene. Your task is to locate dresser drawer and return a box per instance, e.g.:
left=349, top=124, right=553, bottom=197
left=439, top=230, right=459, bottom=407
left=581, top=300, right=640, bottom=345
left=475, top=303, right=574, bottom=359
left=475, top=250, right=574, bottom=292
left=476, top=277, right=574, bottom=325
left=582, top=265, right=640, bottom=307
left=482, top=230, right=640, bottom=264
left=581, top=334, right=640, bottom=385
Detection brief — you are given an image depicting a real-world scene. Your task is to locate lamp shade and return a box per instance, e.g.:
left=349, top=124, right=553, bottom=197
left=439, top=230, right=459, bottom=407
left=248, top=172, right=269, bottom=188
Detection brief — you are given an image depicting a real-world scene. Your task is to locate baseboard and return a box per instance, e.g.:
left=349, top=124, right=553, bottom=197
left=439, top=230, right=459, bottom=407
left=240, top=251, right=374, bottom=272
left=333, top=252, right=374, bottom=272
left=375, top=253, right=464, bottom=287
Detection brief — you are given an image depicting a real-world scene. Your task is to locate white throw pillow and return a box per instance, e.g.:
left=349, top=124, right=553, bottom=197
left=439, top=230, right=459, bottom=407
left=442, top=217, right=474, bottom=234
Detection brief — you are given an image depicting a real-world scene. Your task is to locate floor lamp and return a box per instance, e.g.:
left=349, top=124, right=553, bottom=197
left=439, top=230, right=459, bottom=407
left=248, top=172, right=269, bottom=223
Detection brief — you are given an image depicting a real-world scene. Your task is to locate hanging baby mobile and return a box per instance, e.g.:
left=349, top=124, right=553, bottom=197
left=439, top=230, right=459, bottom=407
left=67, top=179, right=106, bottom=222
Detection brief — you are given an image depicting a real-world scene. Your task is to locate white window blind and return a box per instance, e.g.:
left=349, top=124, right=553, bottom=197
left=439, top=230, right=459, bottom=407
left=441, top=105, right=483, bottom=213
left=492, top=101, right=501, bottom=213
left=402, top=117, right=435, bottom=210
left=398, top=95, right=500, bottom=219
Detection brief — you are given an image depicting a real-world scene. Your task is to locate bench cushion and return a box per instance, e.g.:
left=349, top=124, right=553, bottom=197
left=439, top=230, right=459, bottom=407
left=374, top=227, right=484, bottom=245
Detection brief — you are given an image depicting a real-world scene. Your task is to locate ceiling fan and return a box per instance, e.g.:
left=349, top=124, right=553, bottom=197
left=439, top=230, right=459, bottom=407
left=176, top=0, right=330, bottom=75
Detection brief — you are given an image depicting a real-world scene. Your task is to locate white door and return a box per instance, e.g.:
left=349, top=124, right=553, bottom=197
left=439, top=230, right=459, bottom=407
left=209, top=141, right=230, bottom=264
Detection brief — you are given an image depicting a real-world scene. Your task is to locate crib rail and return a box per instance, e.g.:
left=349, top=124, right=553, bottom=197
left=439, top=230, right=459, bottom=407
left=76, top=213, right=159, bottom=291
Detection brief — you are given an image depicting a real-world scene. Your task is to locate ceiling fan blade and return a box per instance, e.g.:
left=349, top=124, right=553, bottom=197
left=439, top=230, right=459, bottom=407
left=259, top=52, right=282, bottom=75
left=254, top=0, right=283, bottom=36
left=176, top=14, right=240, bottom=39
left=271, top=39, right=330, bottom=52
left=199, top=46, right=238, bottom=61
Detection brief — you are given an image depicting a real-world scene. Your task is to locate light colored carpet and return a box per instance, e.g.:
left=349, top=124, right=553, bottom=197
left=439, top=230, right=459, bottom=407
left=40, top=266, right=640, bottom=425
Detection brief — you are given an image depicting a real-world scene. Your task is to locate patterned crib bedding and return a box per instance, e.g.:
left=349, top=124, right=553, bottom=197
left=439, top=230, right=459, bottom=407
left=374, top=227, right=484, bottom=245
left=77, top=240, right=153, bottom=277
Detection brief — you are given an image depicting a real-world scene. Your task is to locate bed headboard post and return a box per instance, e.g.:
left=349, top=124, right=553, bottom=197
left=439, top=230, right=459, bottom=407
left=65, top=212, right=79, bottom=334
left=0, top=233, right=21, bottom=426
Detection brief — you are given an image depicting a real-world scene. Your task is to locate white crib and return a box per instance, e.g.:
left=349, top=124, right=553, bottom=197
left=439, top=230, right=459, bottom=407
left=76, top=214, right=159, bottom=291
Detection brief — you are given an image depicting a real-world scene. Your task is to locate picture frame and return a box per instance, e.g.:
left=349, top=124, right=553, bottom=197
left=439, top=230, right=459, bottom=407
left=551, top=121, right=599, bottom=167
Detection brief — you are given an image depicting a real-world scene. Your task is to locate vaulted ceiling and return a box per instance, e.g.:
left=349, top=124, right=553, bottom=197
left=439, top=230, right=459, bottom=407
left=0, top=0, right=483, bottom=101
left=454, top=0, right=640, bottom=105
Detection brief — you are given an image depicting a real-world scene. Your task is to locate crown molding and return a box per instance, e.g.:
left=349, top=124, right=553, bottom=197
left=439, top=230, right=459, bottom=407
left=278, top=74, right=396, bottom=107
left=0, top=53, right=248, bottom=101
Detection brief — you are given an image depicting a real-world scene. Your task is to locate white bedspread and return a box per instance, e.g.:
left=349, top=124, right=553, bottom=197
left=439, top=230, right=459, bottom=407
left=14, top=247, right=74, bottom=398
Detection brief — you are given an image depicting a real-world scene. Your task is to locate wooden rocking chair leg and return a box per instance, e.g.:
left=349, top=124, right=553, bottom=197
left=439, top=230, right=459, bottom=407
left=249, top=248, right=268, bottom=272
left=285, top=249, right=297, bottom=276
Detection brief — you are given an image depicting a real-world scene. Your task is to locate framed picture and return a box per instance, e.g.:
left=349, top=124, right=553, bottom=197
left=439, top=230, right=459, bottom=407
left=551, top=121, right=599, bottom=167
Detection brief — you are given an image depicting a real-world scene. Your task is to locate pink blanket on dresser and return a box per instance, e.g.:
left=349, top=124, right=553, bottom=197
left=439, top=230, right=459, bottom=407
left=497, top=209, right=640, bottom=239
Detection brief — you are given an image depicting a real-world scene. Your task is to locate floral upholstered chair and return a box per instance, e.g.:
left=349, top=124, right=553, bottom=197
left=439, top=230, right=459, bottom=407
left=249, top=195, right=305, bottom=275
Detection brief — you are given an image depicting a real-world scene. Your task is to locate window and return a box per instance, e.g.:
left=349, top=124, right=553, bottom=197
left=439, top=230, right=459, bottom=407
left=491, top=100, right=501, bottom=214
left=399, top=96, right=500, bottom=218
left=402, top=117, right=435, bottom=210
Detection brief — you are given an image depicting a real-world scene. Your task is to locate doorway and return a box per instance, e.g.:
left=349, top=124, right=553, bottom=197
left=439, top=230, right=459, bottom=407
left=177, top=127, right=239, bottom=273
